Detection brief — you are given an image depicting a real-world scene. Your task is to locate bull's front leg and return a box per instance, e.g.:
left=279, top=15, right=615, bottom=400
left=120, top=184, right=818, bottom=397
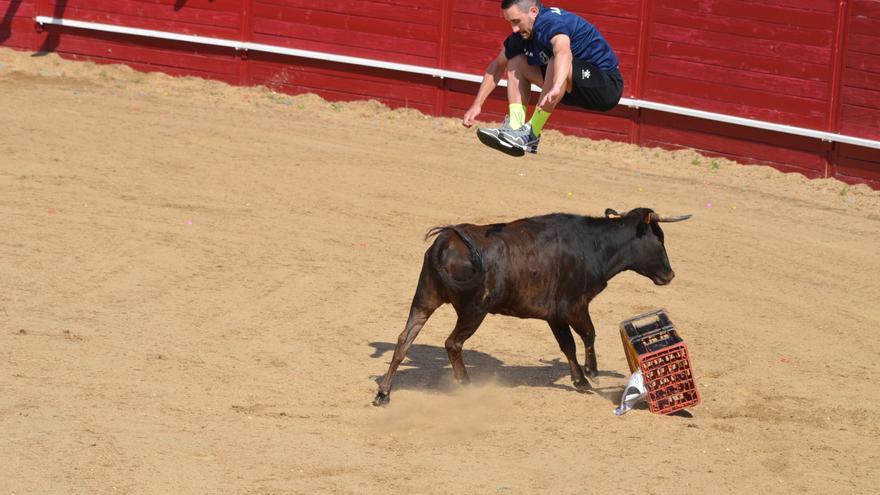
left=571, top=314, right=598, bottom=378
left=548, top=320, right=591, bottom=392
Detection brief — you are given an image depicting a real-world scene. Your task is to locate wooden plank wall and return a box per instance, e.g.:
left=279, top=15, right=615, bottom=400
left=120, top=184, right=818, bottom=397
left=835, top=0, right=880, bottom=184
left=31, top=0, right=241, bottom=82
left=638, top=0, right=839, bottom=178
left=247, top=0, right=443, bottom=113
left=645, top=0, right=836, bottom=129
left=0, top=0, right=877, bottom=187
left=838, top=0, right=880, bottom=139
left=1, top=0, right=35, bottom=49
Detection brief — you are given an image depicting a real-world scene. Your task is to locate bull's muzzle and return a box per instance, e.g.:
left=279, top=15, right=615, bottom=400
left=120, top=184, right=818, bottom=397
left=652, top=270, right=675, bottom=285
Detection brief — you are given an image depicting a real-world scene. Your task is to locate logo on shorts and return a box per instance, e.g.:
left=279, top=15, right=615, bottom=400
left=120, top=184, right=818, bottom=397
left=582, top=69, right=591, bottom=79
left=539, top=51, right=550, bottom=64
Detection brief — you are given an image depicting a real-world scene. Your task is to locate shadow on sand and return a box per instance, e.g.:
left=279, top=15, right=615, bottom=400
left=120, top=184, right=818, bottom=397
left=369, top=342, right=627, bottom=404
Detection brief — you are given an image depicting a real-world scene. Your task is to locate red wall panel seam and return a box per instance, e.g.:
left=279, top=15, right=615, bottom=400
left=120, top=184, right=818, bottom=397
left=828, top=0, right=853, bottom=179
left=828, top=0, right=852, bottom=135
left=631, top=0, right=653, bottom=146
left=32, top=0, right=44, bottom=51
left=239, top=1, right=252, bottom=86
left=633, top=0, right=652, bottom=100
left=435, top=0, right=454, bottom=117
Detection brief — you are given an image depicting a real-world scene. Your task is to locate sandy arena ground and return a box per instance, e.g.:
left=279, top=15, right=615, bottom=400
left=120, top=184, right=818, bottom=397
left=1, top=47, right=879, bottom=494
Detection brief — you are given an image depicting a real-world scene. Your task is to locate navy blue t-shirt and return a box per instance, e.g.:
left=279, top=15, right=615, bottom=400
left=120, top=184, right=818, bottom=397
left=503, top=6, right=618, bottom=71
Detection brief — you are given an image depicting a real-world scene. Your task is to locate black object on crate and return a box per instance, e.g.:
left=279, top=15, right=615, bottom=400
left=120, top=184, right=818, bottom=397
left=619, top=309, right=700, bottom=415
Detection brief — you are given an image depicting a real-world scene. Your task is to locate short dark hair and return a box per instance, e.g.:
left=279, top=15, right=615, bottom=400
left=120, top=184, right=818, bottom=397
left=501, top=0, right=540, bottom=10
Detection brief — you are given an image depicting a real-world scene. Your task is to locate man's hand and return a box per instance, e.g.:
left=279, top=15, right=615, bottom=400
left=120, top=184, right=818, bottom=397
left=539, top=86, right=563, bottom=110
left=462, top=105, right=481, bottom=128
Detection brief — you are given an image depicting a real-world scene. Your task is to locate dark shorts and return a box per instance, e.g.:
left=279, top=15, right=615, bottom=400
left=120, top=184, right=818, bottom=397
left=542, top=59, right=623, bottom=112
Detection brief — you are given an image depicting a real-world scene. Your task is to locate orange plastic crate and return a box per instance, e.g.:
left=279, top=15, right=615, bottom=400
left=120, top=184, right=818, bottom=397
left=638, top=343, right=701, bottom=415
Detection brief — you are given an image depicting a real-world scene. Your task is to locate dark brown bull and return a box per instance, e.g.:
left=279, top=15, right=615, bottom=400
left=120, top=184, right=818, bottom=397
left=373, top=207, right=691, bottom=406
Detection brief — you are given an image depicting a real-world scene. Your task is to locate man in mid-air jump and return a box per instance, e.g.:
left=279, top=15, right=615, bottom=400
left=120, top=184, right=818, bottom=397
left=462, top=0, right=623, bottom=156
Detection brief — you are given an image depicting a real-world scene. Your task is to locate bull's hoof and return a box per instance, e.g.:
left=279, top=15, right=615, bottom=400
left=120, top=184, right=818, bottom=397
left=573, top=378, right=593, bottom=393
left=372, top=392, right=390, bottom=407
left=583, top=366, right=598, bottom=378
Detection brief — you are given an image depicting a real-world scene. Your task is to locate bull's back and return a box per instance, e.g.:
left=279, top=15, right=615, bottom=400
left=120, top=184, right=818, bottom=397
left=468, top=214, right=596, bottom=319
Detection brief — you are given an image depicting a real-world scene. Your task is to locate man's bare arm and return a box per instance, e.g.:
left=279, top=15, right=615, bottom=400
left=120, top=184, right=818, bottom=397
left=463, top=48, right=509, bottom=127
left=538, top=34, right=572, bottom=110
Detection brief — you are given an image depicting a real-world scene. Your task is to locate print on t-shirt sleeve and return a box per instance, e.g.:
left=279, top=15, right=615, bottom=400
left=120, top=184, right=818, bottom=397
left=538, top=8, right=572, bottom=46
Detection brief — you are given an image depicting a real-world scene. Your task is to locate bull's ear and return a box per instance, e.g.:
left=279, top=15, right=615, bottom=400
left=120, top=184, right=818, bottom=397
left=642, top=211, right=653, bottom=224
left=605, top=208, right=622, bottom=218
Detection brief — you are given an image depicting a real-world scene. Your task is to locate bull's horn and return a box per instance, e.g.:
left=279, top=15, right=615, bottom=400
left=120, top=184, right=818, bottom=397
left=604, top=208, right=623, bottom=218
left=649, top=213, right=692, bottom=223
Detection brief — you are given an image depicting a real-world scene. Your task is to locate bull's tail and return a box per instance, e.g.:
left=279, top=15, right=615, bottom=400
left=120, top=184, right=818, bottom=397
left=426, top=225, right=484, bottom=291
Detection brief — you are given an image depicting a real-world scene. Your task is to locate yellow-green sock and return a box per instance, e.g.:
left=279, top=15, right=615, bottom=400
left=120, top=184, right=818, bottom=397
left=529, top=109, right=552, bottom=136
left=509, top=103, right=526, bottom=129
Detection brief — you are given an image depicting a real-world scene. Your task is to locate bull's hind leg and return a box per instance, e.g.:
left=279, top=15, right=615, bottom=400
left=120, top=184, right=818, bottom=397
left=373, top=305, right=437, bottom=406
left=373, top=273, right=444, bottom=406
left=571, top=312, right=599, bottom=378
left=548, top=320, right=591, bottom=392
left=445, top=308, right=487, bottom=385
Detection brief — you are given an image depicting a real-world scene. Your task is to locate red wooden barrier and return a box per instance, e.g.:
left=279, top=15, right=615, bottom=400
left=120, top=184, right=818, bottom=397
left=0, top=0, right=34, bottom=49
left=839, top=1, right=880, bottom=138
left=1, top=0, right=878, bottom=187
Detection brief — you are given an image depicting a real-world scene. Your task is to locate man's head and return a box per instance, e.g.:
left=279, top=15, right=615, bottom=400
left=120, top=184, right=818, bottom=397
left=501, top=0, right=541, bottom=39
